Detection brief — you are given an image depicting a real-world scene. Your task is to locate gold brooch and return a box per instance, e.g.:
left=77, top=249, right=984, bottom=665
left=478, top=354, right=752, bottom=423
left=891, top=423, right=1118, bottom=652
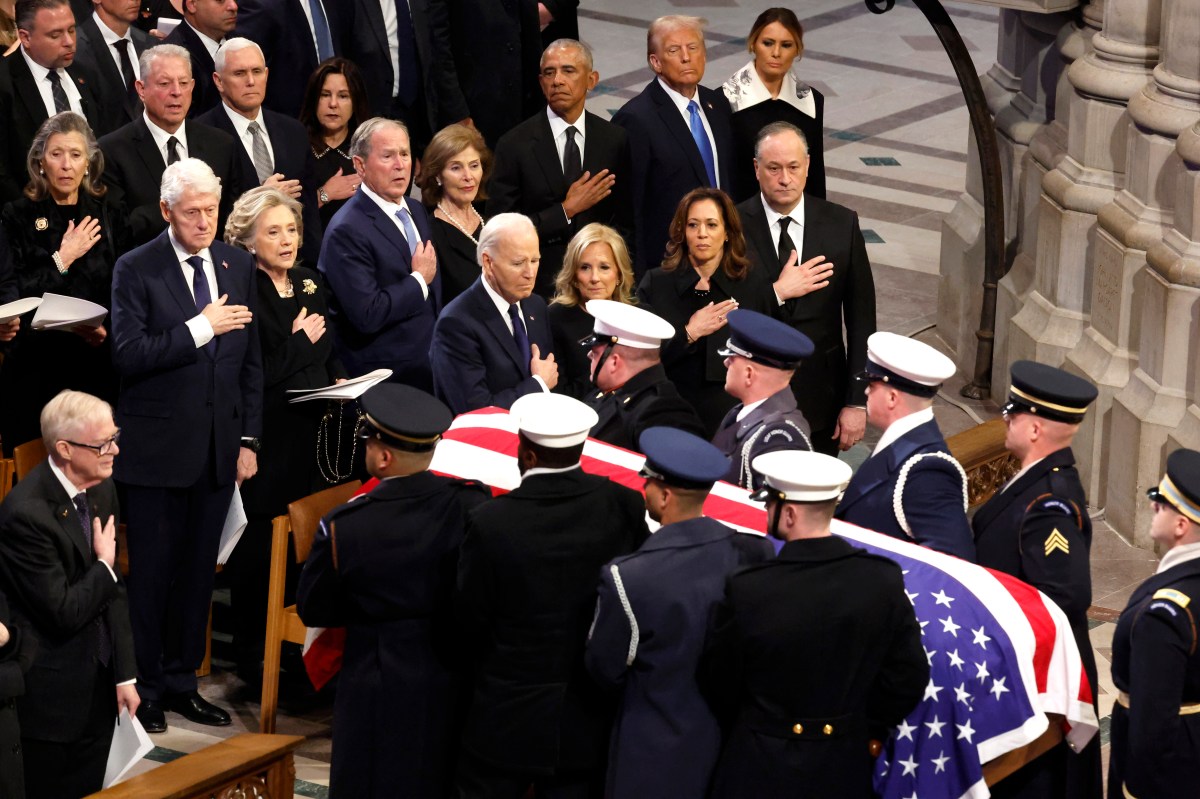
left=302, top=278, right=317, bottom=295
left=35, top=217, right=48, bottom=231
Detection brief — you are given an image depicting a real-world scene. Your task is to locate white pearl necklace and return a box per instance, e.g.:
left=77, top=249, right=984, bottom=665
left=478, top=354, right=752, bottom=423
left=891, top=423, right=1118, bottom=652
left=437, top=201, right=483, bottom=245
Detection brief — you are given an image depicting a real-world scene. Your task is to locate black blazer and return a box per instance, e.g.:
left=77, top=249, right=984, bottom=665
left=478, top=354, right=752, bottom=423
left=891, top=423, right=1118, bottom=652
left=98, top=116, right=251, bottom=246
left=429, top=277, right=553, bottom=414
left=425, top=203, right=482, bottom=305
left=612, top=80, right=734, bottom=275
left=162, top=20, right=222, bottom=117
left=0, top=50, right=105, bottom=204
left=337, top=0, right=469, bottom=130
left=196, top=104, right=323, bottom=262
left=0, top=464, right=137, bottom=742
left=73, top=15, right=152, bottom=133
left=737, top=193, right=876, bottom=433
left=235, top=0, right=345, bottom=118
left=487, top=109, right=631, bottom=297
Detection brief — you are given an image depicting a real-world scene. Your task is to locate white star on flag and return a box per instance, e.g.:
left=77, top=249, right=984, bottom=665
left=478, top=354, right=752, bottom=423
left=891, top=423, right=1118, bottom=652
left=900, top=755, right=919, bottom=777
left=954, top=683, right=972, bottom=706
left=940, top=616, right=961, bottom=637
left=932, top=588, right=954, bottom=607
left=947, top=649, right=964, bottom=669
left=924, top=715, right=946, bottom=738
left=956, top=719, right=976, bottom=743
left=974, top=660, right=989, bottom=682
left=932, top=751, right=950, bottom=774
left=924, top=647, right=937, bottom=666
left=906, top=588, right=919, bottom=604
left=990, top=676, right=1010, bottom=700
left=896, top=719, right=918, bottom=741
left=923, top=680, right=943, bottom=702
left=972, top=625, right=991, bottom=649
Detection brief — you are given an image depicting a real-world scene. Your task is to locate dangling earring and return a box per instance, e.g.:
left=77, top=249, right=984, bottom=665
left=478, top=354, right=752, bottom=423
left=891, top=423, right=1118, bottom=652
left=436, top=178, right=443, bottom=186
left=249, top=247, right=256, bottom=255
left=39, top=167, right=44, bottom=175
left=84, top=169, right=89, bottom=176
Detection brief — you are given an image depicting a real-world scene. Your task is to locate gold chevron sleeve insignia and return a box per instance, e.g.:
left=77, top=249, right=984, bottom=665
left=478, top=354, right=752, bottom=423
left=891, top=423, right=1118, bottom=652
left=1044, top=529, right=1070, bottom=556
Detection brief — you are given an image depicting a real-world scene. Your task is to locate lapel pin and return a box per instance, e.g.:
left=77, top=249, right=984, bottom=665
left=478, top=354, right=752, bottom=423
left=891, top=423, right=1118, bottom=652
left=35, top=217, right=48, bottom=230
left=61, top=508, right=69, bottom=518
left=221, top=260, right=229, bottom=270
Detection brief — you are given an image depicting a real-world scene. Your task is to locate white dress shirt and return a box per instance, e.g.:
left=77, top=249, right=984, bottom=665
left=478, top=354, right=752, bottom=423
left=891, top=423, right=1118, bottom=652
left=358, top=181, right=429, bottom=299
left=93, top=11, right=141, bottom=87
left=872, top=407, right=935, bottom=457
left=377, top=0, right=404, bottom=98
left=21, top=46, right=83, bottom=118
left=144, top=111, right=188, bottom=164
left=168, top=227, right=218, bottom=347
left=546, top=105, right=586, bottom=168
left=656, top=77, right=721, bottom=188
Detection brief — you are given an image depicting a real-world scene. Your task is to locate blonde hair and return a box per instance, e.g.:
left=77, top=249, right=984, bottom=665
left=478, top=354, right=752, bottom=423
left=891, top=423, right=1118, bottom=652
left=551, top=223, right=635, bottom=307
left=224, top=186, right=303, bottom=253
left=647, top=15, right=707, bottom=57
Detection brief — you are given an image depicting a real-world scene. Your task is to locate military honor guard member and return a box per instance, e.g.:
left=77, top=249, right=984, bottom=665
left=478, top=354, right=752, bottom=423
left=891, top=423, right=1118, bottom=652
left=701, top=450, right=928, bottom=798
left=1109, top=449, right=1200, bottom=799
left=833, top=332, right=974, bottom=560
left=583, top=299, right=705, bottom=450
left=455, top=393, right=650, bottom=797
left=711, top=309, right=814, bottom=489
left=585, top=427, right=773, bottom=798
left=973, top=360, right=1101, bottom=799
left=296, top=384, right=489, bottom=798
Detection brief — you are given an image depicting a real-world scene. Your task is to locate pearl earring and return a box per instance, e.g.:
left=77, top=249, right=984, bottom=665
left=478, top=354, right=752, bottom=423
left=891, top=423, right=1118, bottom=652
left=436, top=178, right=443, bottom=186
left=249, top=247, right=256, bottom=254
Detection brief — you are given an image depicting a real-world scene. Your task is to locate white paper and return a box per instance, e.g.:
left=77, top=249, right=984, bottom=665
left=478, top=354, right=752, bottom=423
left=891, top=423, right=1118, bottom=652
left=155, top=18, right=181, bottom=36
left=103, top=707, right=153, bottom=787
left=0, top=296, right=41, bottom=323
left=31, top=292, right=107, bottom=330
left=217, top=487, right=247, bottom=566
left=286, top=368, right=393, bottom=403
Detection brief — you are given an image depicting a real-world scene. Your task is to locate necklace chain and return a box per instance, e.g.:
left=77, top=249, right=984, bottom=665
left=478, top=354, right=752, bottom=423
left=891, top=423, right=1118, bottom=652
left=437, top=201, right=482, bottom=245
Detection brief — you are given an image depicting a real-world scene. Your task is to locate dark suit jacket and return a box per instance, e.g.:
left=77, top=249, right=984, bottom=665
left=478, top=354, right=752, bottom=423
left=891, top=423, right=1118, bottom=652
left=235, top=0, right=345, bottom=118
left=336, top=0, right=469, bottom=130
left=110, top=233, right=263, bottom=488
left=587, top=362, right=705, bottom=453
left=98, top=116, right=250, bottom=246
left=612, top=80, right=734, bottom=275
left=738, top=193, right=875, bottom=433
left=487, top=109, right=631, bottom=297
left=0, top=465, right=136, bottom=742
left=0, top=50, right=105, bottom=203
left=73, top=15, right=152, bottom=133
left=457, top=468, right=649, bottom=771
left=318, top=190, right=440, bottom=386
left=429, top=277, right=553, bottom=414
left=834, top=418, right=975, bottom=561
left=163, top=20, right=221, bottom=117
left=196, top=104, right=323, bottom=262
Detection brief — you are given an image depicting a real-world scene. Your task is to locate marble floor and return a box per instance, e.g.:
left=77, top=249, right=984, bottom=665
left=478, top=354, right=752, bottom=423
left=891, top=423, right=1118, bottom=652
left=114, top=1, right=1156, bottom=795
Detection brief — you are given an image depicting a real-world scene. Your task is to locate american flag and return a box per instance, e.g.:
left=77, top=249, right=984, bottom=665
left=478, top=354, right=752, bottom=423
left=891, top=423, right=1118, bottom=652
left=302, top=408, right=1098, bottom=796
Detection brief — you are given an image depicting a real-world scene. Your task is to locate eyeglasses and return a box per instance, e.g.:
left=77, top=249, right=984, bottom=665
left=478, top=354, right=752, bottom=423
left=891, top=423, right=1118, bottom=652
left=63, top=429, right=120, bottom=456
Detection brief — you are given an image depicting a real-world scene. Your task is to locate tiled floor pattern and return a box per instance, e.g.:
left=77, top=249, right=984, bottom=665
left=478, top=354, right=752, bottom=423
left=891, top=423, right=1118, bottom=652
left=115, top=1, right=1156, bottom=794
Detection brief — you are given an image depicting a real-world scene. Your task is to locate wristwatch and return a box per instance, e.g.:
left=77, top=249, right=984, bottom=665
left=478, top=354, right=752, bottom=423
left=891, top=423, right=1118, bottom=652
left=318, top=188, right=330, bottom=204
left=241, top=437, right=263, bottom=453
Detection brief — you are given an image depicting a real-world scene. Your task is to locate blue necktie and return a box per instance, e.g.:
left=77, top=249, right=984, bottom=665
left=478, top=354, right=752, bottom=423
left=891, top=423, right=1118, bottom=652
left=393, top=0, right=420, bottom=106
left=688, top=100, right=717, bottom=188
left=395, top=207, right=420, bottom=256
left=187, top=255, right=216, bottom=353
left=307, top=0, right=334, bottom=61
left=508, top=303, right=531, bottom=373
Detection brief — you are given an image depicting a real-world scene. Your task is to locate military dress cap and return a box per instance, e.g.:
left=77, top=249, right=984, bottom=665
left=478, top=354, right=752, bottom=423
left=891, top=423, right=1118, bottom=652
left=1004, top=360, right=1098, bottom=424
left=749, top=450, right=852, bottom=503
left=359, top=384, right=453, bottom=452
left=510, top=392, right=599, bottom=448
left=579, top=299, right=675, bottom=350
left=717, top=309, right=814, bottom=370
left=861, top=332, right=956, bottom=398
left=638, top=426, right=729, bottom=490
left=1148, top=449, right=1200, bottom=525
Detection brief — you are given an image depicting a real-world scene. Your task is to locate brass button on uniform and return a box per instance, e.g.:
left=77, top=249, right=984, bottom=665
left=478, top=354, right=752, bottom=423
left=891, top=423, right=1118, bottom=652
left=823, top=724, right=833, bottom=736
left=792, top=723, right=803, bottom=735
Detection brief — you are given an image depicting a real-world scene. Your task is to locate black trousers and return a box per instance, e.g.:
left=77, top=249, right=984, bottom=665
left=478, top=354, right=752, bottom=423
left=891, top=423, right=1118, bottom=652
left=453, top=750, right=602, bottom=799
left=22, top=662, right=115, bottom=799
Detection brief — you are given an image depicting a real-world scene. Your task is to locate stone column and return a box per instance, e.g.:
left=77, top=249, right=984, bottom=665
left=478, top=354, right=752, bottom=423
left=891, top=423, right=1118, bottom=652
left=1003, top=0, right=1161, bottom=382
left=1064, top=0, right=1199, bottom=503
left=1107, top=10, right=1200, bottom=545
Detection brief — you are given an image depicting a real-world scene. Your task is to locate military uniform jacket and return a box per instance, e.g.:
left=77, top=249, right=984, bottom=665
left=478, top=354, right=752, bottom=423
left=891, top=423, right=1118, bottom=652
left=711, top=387, right=813, bottom=489
left=296, top=472, right=489, bottom=799
left=700, top=536, right=928, bottom=798
left=835, top=419, right=975, bottom=561
left=457, top=468, right=650, bottom=772
left=584, top=518, right=774, bottom=799
left=1108, top=555, right=1200, bottom=799
left=587, top=363, right=705, bottom=451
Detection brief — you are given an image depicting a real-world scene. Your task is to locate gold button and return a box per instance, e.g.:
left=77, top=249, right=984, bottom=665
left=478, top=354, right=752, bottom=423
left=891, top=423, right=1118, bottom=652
left=792, top=723, right=803, bottom=735
left=823, top=724, right=833, bottom=735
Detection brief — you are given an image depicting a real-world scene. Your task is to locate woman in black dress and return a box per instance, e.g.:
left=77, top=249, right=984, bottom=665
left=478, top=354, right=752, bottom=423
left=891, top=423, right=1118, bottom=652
left=299, top=57, right=369, bottom=230
left=223, top=186, right=349, bottom=681
left=548, top=223, right=637, bottom=399
left=0, top=111, right=129, bottom=452
left=418, top=124, right=492, bottom=304
left=722, top=8, right=825, bottom=202
left=636, top=188, right=775, bottom=437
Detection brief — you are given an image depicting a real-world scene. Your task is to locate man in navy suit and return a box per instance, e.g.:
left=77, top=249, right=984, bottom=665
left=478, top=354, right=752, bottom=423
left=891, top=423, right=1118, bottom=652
left=430, top=213, right=558, bottom=413
left=318, top=117, right=440, bottom=388
left=110, top=157, right=263, bottom=733
left=163, top=0, right=237, bottom=117
left=612, top=15, right=734, bottom=275
left=74, top=0, right=152, bottom=133
left=234, top=0, right=339, bottom=118
left=834, top=332, right=975, bottom=561
left=197, top=37, right=322, bottom=262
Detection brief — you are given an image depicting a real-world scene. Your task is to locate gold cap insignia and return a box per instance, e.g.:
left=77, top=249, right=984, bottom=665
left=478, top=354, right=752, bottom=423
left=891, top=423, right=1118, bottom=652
left=1044, top=529, right=1070, bottom=556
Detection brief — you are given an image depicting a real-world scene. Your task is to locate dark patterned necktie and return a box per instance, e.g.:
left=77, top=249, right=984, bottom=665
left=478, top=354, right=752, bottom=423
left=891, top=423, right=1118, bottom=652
left=508, top=303, right=531, bottom=372
left=47, top=70, right=69, bottom=113
left=73, top=494, right=112, bottom=666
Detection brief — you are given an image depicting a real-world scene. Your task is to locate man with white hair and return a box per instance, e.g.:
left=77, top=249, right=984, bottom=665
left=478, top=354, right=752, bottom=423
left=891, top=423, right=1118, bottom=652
left=99, top=43, right=250, bottom=245
left=0, top=389, right=139, bottom=797
left=429, top=212, right=558, bottom=413
left=110, top=156, right=262, bottom=734
left=197, top=36, right=321, bottom=260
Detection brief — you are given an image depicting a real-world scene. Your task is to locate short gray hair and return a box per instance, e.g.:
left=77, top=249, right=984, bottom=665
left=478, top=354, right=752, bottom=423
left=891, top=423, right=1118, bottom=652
left=140, top=43, right=192, bottom=79
left=214, top=37, right=263, bottom=73
left=349, top=117, right=409, bottom=161
left=541, top=38, right=594, bottom=73
left=647, top=15, right=707, bottom=57
left=41, top=389, right=112, bottom=450
left=477, top=213, right=536, bottom=265
left=754, top=121, right=809, bottom=159
left=161, top=157, right=222, bottom=208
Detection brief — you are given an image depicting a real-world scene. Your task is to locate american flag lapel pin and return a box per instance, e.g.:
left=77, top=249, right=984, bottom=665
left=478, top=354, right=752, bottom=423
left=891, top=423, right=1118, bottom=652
left=222, top=260, right=229, bottom=269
